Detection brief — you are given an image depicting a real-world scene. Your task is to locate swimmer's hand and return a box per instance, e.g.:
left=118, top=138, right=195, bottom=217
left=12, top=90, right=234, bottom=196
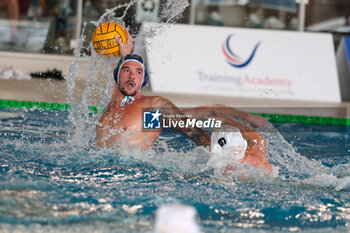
left=115, top=28, right=133, bottom=57
left=246, top=114, right=268, bottom=128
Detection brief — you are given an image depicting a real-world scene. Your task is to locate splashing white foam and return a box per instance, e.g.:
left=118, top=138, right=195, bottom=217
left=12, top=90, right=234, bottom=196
left=262, top=123, right=329, bottom=177
left=301, top=173, right=350, bottom=191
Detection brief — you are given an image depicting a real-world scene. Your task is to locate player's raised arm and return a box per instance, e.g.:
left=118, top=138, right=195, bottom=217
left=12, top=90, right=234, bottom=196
left=157, top=98, right=210, bottom=147
left=115, top=28, right=133, bottom=57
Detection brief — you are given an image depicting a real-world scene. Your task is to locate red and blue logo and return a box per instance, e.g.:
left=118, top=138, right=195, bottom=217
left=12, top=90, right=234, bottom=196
left=222, top=34, right=261, bottom=68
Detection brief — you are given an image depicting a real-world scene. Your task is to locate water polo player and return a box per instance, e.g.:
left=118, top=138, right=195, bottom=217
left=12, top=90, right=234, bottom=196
left=96, top=27, right=272, bottom=175
left=96, top=28, right=210, bottom=149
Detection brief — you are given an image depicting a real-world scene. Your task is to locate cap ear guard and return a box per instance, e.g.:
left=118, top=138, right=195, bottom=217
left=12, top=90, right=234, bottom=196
left=142, top=68, right=149, bottom=88
left=113, top=65, right=120, bottom=84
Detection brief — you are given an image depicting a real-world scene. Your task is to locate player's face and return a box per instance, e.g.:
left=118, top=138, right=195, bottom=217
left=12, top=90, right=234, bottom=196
left=118, top=61, right=144, bottom=96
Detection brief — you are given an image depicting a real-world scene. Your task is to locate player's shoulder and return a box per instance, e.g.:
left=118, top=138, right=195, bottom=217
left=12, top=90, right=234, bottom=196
left=144, top=95, right=171, bottom=106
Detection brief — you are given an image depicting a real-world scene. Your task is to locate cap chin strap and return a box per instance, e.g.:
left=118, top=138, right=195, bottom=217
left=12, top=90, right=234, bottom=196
left=120, top=96, right=135, bottom=106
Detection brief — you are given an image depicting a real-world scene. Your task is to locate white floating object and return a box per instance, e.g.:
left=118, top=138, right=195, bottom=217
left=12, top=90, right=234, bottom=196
left=154, top=204, right=202, bottom=233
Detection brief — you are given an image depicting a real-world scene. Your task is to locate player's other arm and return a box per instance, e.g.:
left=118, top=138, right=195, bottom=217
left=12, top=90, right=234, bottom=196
left=156, top=97, right=210, bottom=147
left=213, top=116, right=265, bottom=154
left=181, top=104, right=267, bottom=128
left=215, top=116, right=273, bottom=172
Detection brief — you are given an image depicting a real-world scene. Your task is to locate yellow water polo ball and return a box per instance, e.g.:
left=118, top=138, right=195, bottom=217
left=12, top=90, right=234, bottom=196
left=92, top=22, right=127, bottom=56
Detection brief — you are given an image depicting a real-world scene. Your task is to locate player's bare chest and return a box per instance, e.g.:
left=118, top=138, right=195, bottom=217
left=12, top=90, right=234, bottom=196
left=109, top=103, right=145, bottom=129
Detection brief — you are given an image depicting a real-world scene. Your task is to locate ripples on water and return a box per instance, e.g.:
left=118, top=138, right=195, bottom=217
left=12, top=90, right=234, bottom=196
left=0, top=108, right=350, bottom=233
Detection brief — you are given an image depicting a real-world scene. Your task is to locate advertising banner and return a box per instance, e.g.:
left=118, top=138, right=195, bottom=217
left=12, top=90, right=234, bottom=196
left=144, top=23, right=341, bottom=102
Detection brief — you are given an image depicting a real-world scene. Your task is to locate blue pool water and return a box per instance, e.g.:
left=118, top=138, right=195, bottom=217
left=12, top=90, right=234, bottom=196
left=1, top=107, right=350, bottom=232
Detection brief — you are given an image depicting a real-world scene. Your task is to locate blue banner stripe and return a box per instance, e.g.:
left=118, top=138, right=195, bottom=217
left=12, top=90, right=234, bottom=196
left=345, top=37, right=350, bottom=68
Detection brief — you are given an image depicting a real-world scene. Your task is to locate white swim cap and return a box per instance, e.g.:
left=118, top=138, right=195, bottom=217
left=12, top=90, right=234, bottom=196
left=154, top=204, right=202, bottom=233
left=210, top=125, right=247, bottom=161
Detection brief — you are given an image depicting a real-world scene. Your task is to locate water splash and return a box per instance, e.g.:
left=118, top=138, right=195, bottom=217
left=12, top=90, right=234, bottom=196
left=302, top=174, right=350, bottom=191
left=63, top=0, right=191, bottom=149
left=160, top=0, right=190, bottom=23
left=262, top=124, right=327, bottom=177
